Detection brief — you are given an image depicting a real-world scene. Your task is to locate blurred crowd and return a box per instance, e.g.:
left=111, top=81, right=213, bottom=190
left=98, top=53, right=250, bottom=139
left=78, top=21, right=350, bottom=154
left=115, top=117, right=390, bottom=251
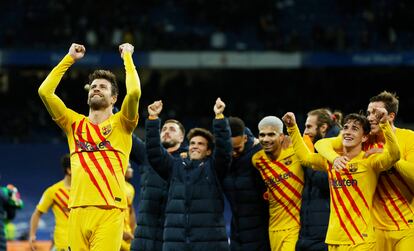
left=1, top=0, right=414, bottom=51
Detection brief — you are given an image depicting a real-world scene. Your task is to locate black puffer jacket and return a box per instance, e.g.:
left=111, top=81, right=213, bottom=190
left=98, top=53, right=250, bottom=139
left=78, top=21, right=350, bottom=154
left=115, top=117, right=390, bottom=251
left=296, top=126, right=341, bottom=251
left=130, top=134, right=187, bottom=251
left=222, top=128, right=270, bottom=251
left=146, top=118, right=232, bottom=251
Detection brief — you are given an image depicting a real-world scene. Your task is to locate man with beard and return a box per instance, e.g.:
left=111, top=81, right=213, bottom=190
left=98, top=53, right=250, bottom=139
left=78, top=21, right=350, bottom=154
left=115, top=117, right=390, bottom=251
left=296, top=108, right=342, bottom=251
left=130, top=118, right=187, bottom=251
left=38, top=42, right=141, bottom=251
left=251, top=116, right=304, bottom=251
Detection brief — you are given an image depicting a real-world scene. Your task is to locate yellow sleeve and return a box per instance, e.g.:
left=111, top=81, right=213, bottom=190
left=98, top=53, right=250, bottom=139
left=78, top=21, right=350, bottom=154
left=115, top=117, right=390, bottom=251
left=119, top=52, right=141, bottom=132
left=314, top=134, right=343, bottom=163
left=369, top=121, right=400, bottom=171
left=395, top=130, right=414, bottom=184
left=36, top=187, right=54, bottom=213
left=38, top=54, right=74, bottom=121
left=287, top=124, right=328, bottom=171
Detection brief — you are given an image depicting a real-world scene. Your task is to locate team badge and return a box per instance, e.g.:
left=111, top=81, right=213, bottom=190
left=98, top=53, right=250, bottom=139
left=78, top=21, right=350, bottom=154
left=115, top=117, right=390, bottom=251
left=102, top=124, right=112, bottom=136
left=284, top=158, right=292, bottom=165
left=348, top=163, right=358, bottom=172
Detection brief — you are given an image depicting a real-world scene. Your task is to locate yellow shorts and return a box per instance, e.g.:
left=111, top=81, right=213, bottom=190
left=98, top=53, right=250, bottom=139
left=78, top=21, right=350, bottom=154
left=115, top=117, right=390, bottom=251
left=328, top=242, right=375, bottom=251
left=68, top=207, right=125, bottom=251
left=376, top=228, right=414, bottom=251
left=269, top=226, right=299, bottom=251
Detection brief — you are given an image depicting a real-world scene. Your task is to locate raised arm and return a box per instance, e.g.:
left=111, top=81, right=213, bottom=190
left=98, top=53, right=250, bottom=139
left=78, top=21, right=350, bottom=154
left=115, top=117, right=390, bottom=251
left=368, top=108, right=400, bottom=171
left=212, top=98, right=232, bottom=179
left=38, top=43, right=84, bottom=122
left=119, top=43, right=141, bottom=124
left=145, top=101, right=175, bottom=179
left=394, top=131, right=414, bottom=185
left=282, top=112, right=327, bottom=171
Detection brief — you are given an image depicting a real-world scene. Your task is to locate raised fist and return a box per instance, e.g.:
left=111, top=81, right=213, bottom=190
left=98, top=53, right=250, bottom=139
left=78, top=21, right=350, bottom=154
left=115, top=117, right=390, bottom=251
left=214, top=97, right=225, bottom=115
left=119, top=43, right=134, bottom=58
left=68, top=43, right=86, bottom=61
left=148, top=100, right=163, bottom=117
left=282, top=112, right=296, bottom=127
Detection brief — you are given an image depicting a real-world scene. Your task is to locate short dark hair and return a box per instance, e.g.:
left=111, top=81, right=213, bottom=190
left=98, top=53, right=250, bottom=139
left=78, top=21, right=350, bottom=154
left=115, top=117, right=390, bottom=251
left=61, top=153, right=71, bottom=175
left=164, top=119, right=186, bottom=136
left=88, top=70, right=119, bottom=96
left=343, top=113, right=371, bottom=135
left=369, top=91, right=399, bottom=116
left=187, top=128, right=215, bottom=150
left=229, top=117, right=245, bottom=137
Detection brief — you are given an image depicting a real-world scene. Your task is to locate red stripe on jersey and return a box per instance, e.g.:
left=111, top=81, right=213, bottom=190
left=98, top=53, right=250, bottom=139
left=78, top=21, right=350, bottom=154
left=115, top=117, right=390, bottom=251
left=58, top=188, right=69, bottom=200
left=85, top=124, right=120, bottom=188
left=384, top=174, right=413, bottom=214
left=256, top=162, right=300, bottom=225
left=53, top=199, right=68, bottom=218
left=334, top=171, right=367, bottom=226
left=393, top=171, right=414, bottom=197
left=72, top=122, right=109, bottom=205
left=376, top=185, right=400, bottom=230
left=328, top=168, right=365, bottom=241
left=260, top=158, right=302, bottom=200
left=55, top=192, right=68, bottom=208
left=90, top=122, right=125, bottom=174
left=328, top=174, right=355, bottom=245
left=85, top=124, right=119, bottom=192
left=342, top=169, right=369, bottom=209
left=272, top=160, right=304, bottom=186
left=378, top=178, right=410, bottom=227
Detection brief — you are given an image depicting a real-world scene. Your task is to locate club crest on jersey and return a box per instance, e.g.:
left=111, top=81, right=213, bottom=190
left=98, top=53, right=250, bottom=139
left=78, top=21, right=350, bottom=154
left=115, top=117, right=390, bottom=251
left=348, top=163, right=358, bottom=172
left=284, top=158, right=292, bottom=165
left=102, top=124, right=112, bottom=136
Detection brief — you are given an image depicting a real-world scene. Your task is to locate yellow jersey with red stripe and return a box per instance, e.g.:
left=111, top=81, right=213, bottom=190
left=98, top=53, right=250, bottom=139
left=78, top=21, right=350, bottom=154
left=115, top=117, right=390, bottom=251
left=58, top=111, right=135, bottom=208
left=38, top=53, right=140, bottom=209
left=366, top=128, right=414, bottom=231
left=124, top=181, right=135, bottom=233
left=37, top=180, right=70, bottom=248
left=299, top=121, right=400, bottom=245
left=251, top=147, right=304, bottom=231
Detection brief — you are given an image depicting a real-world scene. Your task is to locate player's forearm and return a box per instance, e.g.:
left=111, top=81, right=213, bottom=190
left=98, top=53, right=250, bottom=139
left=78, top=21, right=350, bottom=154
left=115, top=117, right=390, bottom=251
left=382, top=121, right=400, bottom=165
left=287, top=124, right=312, bottom=161
left=29, top=210, right=42, bottom=241
left=314, top=135, right=342, bottom=163
left=395, top=159, right=414, bottom=185
left=287, top=124, right=326, bottom=171
left=121, top=52, right=141, bottom=121
left=38, top=54, right=74, bottom=119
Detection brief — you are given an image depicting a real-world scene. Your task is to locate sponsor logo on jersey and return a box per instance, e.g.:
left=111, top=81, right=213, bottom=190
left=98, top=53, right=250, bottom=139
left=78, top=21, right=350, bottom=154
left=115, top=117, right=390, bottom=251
left=330, top=178, right=358, bottom=189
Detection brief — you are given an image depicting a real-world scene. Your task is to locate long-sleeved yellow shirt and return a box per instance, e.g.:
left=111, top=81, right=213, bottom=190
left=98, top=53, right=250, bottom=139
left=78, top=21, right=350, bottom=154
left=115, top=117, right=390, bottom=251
left=288, top=121, right=400, bottom=245
left=38, top=53, right=140, bottom=209
left=317, top=127, right=414, bottom=231
left=251, top=147, right=304, bottom=231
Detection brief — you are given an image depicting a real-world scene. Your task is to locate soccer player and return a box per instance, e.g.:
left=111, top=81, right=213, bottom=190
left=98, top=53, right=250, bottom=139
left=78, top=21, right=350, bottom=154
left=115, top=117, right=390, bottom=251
left=121, top=164, right=136, bottom=251
left=315, top=91, right=414, bottom=251
left=145, top=98, right=232, bottom=251
left=29, top=154, right=71, bottom=251
left=251, top=116, right=304, bottom=251
left=223, top=116, right=270, bottom=251
left=282, top=109, right=400, bottom=251
left=296, top=108, right=341, bottom=251
left=38, top=42, right=141, bottom=251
